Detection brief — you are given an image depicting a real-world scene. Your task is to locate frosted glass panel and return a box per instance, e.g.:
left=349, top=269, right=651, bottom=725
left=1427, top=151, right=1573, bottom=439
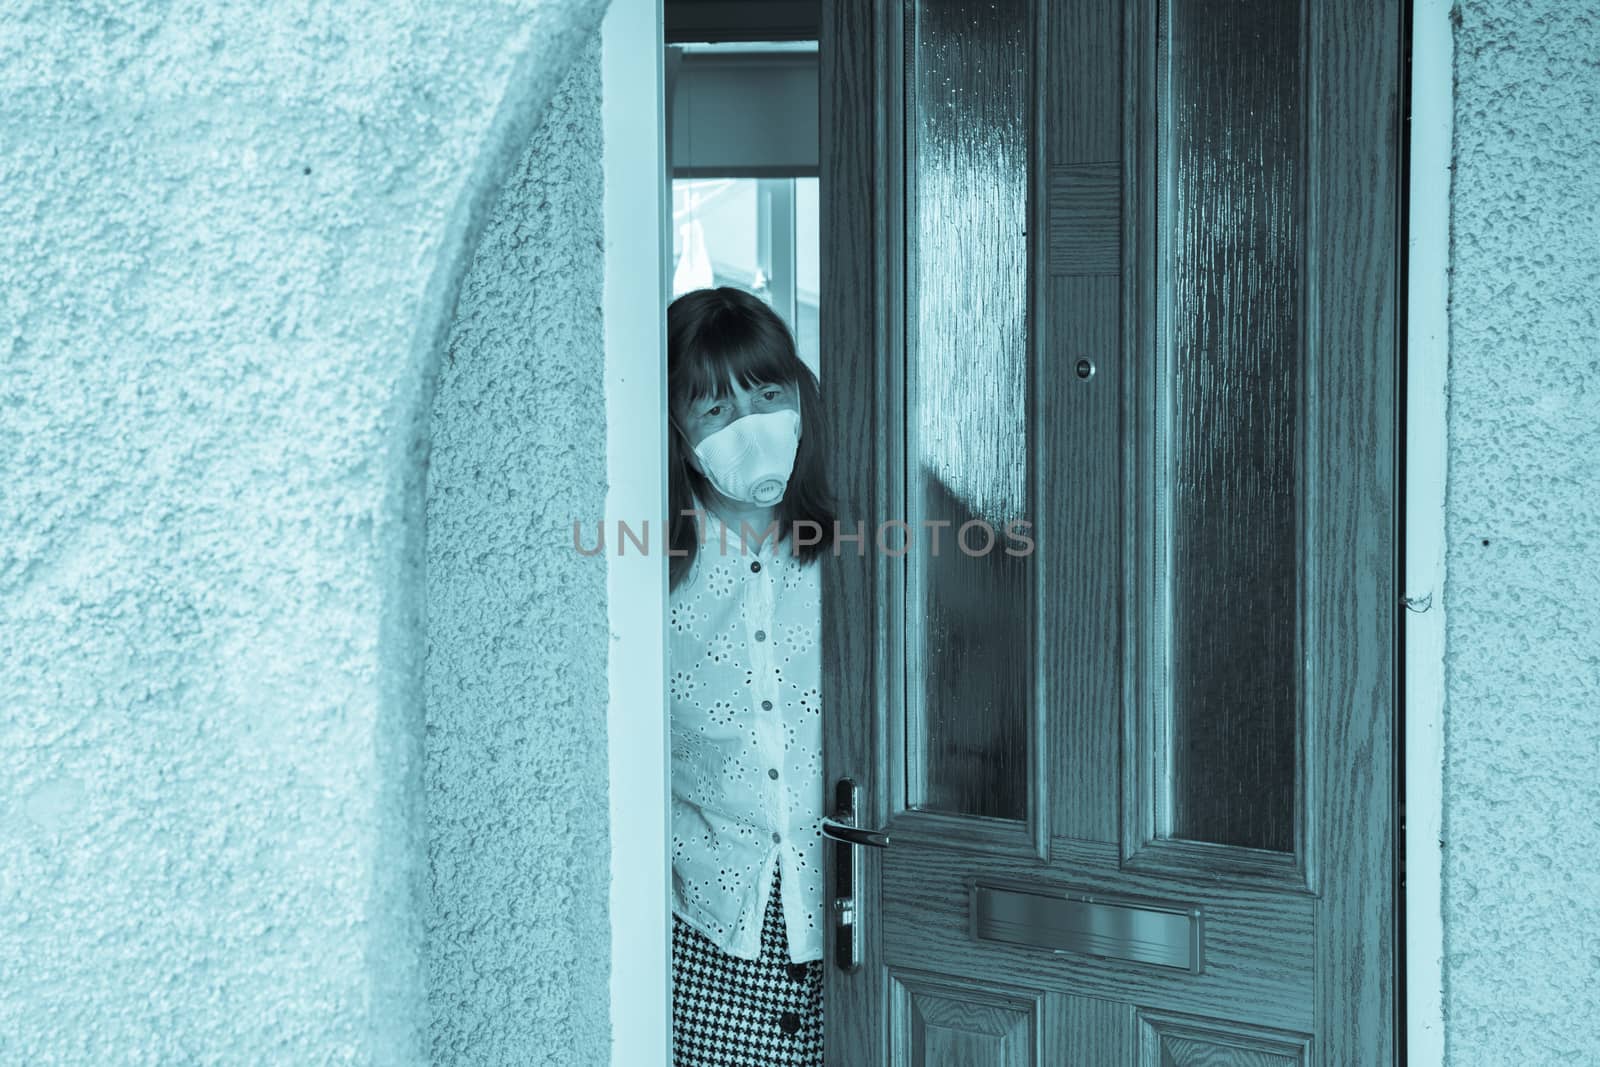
left=1163, top=0, right=1302, bottom=852
left=904, top=0, right=1032, bottom=820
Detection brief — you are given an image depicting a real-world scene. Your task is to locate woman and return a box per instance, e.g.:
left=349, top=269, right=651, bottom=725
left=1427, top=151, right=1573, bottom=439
left=666, top=286, right=837, bottom=1066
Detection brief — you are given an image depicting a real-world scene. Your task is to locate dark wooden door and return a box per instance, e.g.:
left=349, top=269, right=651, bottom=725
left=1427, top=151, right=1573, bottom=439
left=819, top=0, right=1400, bottom=1063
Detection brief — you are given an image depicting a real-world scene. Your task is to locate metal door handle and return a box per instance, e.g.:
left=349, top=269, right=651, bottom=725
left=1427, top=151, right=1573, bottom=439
left=825, top=778, right=885, bottom=972
left=820, top=818, right=889, bottom=849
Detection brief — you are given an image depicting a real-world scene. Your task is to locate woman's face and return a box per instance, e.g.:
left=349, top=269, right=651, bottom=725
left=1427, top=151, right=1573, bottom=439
left=675, top=373, right=800, bottom=453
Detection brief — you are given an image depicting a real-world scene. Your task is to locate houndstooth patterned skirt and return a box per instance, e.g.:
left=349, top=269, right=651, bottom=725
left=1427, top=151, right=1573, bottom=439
left=672, top=864, right=825, bottom=1066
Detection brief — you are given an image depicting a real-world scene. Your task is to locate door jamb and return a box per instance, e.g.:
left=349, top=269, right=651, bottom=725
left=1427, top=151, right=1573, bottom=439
left=602, top=1, right=671, bottom=1064
left=1402, top=0, right=1450, bottom=1062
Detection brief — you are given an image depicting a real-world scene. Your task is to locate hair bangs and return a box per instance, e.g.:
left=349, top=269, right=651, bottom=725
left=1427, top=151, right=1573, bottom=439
left=672, top=308, right=797, bottom=410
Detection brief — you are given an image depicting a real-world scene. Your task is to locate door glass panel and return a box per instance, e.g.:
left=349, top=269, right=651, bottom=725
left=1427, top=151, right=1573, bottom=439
left=1160, top=0, right=1302, bottom=852
left=904, top=0, right=1032, bottom=820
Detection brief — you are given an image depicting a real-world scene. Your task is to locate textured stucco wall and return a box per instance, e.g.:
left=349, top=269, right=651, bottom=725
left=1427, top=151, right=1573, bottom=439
left=1444, top=1, right=1600, bottom=1061
left=422, top=39, right=610, bottom=1065
left=0, top=1, right=609, bottom=1063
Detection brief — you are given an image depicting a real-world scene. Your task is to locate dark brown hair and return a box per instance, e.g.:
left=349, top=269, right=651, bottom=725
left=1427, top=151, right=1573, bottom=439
left=668, top=287, right=837, bottom=591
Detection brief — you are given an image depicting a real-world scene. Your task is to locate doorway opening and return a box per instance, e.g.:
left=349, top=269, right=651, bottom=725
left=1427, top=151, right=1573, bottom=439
left=639, top=1, right=1442, bottom=1063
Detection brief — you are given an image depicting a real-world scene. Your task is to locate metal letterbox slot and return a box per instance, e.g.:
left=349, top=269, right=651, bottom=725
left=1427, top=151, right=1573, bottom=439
left=970, top=882, right=1204, bottom=973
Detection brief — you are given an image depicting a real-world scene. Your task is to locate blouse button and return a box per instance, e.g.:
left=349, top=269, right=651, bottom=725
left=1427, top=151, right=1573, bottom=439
left=754, top=630, right=766, bottom=642
left=750, top=560, right=762, bottom=573
left=771, top=831, right=781, bottom=844
left=761, top=700, right=773, bottom=710
left=768, top=768, right=780, bottom=779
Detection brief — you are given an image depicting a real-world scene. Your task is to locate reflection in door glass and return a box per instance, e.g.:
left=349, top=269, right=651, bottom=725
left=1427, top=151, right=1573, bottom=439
left=904, top=0, right=1032, bottom=821
left=1163, top=0, right=1302, bottom=853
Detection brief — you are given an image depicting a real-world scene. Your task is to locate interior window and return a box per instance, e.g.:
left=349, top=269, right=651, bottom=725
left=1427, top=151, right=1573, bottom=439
left=672, top=177, right=820, bottom=375
left=666, top=39, right=820, bottom=374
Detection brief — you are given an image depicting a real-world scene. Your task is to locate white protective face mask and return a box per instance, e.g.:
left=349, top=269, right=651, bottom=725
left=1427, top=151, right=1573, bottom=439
left=691, top=408, right=802, bottom=507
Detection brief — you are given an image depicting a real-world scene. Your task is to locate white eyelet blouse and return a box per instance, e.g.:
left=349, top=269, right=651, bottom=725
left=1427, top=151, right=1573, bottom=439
left=670, top=503, right=825, bottom=964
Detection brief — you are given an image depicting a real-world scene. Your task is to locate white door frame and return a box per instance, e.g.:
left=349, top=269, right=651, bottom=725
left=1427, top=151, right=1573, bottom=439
left=602, top=1, right=671, bottom=1064
left=601, top=1, right=1452, bottom=1060
left=1403, top=0, right=1452, bottom=1061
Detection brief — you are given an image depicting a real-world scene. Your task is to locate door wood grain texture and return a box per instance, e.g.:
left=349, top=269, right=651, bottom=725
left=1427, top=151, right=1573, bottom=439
left=819, top=0, right=1399, bottom=1063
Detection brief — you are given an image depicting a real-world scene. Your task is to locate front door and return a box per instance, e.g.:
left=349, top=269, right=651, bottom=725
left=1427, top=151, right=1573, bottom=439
left=819, top=1, right=1401, bottom=1063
